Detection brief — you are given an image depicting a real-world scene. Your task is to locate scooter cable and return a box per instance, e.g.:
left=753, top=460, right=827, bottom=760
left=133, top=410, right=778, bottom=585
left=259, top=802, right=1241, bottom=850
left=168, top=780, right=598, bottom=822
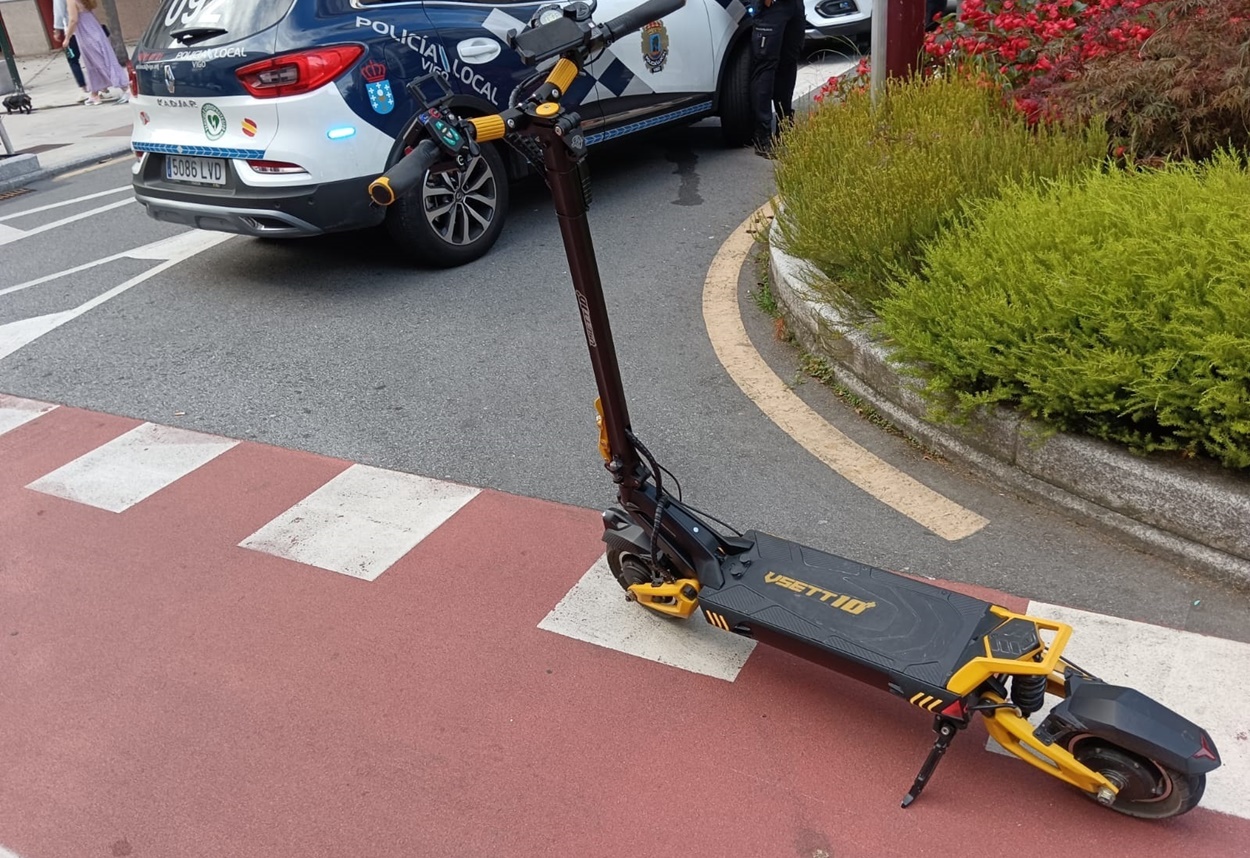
left=625, top=429, right=670, bottom=581
left=656, top=462, right=682, bottom=500
left=665, top=497, right=743, bottom=538
left=625, top=429, right=744, bottom=539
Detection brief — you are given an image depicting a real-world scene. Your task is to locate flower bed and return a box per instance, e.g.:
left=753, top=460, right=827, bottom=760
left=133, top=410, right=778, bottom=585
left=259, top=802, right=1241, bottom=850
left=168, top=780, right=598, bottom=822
left=773, top=0, right=1250, bottom=471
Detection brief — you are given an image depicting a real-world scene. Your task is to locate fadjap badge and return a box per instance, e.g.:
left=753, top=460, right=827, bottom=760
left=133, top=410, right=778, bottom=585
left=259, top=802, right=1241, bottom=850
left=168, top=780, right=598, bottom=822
left=201, top=103, right=226, bottom=140
left=641, top=20, right=669, bottom=73
left=362, top=60, right=394, bottom=114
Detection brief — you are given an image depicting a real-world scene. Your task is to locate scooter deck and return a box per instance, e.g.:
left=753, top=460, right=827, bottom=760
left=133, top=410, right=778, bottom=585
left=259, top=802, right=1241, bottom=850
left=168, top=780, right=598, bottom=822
left=700, top=531, right=1003, bottom=705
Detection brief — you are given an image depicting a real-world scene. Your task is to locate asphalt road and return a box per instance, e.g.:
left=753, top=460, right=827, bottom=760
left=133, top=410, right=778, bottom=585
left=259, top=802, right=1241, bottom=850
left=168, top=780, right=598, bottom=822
left=2, top=128, right=1248, bottom=644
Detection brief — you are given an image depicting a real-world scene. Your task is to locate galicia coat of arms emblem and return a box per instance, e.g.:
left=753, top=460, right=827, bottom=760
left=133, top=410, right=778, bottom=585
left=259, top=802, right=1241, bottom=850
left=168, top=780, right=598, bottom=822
left=641, top=21, right=670, bottom=74
left=362, top=61, right=394, bottom=115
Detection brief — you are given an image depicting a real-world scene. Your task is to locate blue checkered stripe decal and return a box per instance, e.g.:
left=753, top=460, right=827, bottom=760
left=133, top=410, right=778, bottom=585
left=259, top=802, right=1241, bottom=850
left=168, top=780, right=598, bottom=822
left=134, top=142, right=266, bottom=159
left=586, top=101, right=714, bottom=145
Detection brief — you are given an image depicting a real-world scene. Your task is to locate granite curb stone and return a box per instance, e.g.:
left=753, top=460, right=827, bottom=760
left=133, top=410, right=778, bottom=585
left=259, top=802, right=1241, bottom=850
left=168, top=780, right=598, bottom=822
left=767, top=217, right=1250, bottom=590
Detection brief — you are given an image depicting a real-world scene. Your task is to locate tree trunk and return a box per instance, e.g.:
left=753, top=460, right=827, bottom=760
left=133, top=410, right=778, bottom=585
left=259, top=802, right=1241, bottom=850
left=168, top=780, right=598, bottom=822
left=98, top=0, right=128, bottom=67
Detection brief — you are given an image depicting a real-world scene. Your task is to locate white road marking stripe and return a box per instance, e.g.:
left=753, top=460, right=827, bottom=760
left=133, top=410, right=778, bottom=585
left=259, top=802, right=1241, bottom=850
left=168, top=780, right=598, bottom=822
left=702, top=206, right=988, bottom=540
left=984, top=601, right=1250, bottom=821
left=538, top=556, right=757, bottom=682
left=0, top=229, right=227, bottom=299
left=0, top=394, right=57, bottom=437
left=0, top=198, right=134, bottom=247
left=0, top=231, right=232, bottom=361
left=0, top=255, right=125, bottom=298
left=0, top=185, right=130, bottom=223
left=239, top=464, right=480, bottom=581
left=0, top=224, right=22, bottom=243
left=26, top=422, right=239, bottom=512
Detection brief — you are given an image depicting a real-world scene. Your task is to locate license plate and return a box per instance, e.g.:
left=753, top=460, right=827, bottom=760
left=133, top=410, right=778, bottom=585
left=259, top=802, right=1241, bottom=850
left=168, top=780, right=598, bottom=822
left=164, top=155, right=227, bottom=186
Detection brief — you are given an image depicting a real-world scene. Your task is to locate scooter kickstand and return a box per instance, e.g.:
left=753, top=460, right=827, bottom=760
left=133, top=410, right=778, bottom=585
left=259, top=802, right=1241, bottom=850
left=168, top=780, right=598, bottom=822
left=901, top=717, right=960, bottom=808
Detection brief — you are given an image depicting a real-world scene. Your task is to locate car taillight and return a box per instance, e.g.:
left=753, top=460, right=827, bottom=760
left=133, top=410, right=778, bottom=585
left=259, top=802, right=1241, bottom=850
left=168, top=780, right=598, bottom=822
left=246, top=160, right=308, bottom=174
left=235, top=45, right=364, bottom=99
left=126, top=60, right=138, bottom=96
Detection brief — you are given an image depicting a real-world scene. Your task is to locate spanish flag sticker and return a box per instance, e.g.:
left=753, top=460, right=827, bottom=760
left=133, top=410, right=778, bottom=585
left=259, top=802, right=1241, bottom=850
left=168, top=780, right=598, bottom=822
left=241, top=118, right=258, bottom=138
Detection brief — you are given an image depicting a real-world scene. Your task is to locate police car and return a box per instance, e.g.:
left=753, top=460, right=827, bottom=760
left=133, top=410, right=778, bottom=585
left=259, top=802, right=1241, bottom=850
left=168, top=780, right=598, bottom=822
left=129, top=0, right=757, bottom=267
left=804, top=0, right=872, bottom=45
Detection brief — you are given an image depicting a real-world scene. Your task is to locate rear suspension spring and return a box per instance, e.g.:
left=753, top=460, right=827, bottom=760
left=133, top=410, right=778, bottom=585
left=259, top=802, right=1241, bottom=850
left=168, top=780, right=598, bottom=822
left=1011, top=673, right=1047, bottom=716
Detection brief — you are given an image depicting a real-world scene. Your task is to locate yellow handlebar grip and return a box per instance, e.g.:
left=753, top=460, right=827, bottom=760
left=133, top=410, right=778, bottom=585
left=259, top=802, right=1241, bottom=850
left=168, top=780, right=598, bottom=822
left=544, top=57, right=579, bottom=96
left=469, top=115, right=507, bottom=143
left=368, top=176, right=395, bottom=206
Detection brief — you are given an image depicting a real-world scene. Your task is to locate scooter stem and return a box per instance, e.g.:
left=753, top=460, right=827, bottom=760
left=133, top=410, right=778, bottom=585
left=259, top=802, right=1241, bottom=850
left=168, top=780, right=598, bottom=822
left=539, top=125, right=643, bottom=488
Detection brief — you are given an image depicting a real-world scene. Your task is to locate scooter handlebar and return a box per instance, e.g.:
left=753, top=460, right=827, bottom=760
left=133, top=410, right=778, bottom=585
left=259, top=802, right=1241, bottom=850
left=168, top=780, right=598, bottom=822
left=369, top=138, right=442, bottom=206
left=602, top=0, right=686, bottom=44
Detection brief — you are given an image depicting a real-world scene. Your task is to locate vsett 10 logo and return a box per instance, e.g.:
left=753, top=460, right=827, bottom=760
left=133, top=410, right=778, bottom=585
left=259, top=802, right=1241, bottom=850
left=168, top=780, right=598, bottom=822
left=764, top=572, right=876, bottom=615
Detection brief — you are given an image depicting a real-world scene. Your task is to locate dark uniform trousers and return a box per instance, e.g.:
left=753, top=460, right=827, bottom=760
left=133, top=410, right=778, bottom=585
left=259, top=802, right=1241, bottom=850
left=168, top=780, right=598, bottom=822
left=749, top=0, right=805, bottom=145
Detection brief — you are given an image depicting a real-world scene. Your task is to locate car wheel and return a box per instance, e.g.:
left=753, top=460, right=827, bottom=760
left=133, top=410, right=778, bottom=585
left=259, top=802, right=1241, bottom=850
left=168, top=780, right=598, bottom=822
left=719, top=42, right=754, bottom=148
left=386, top=140, right=510, bottom=267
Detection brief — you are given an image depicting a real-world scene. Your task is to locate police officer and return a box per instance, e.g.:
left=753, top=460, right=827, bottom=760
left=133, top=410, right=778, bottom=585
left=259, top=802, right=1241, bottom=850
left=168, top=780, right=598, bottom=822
left=749, top=0, right=804, bottom=158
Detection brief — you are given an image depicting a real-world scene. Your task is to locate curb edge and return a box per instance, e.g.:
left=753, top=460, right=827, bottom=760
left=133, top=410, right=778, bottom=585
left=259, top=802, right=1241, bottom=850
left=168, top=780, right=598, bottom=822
left=766, top=217, right=1250, bottom=592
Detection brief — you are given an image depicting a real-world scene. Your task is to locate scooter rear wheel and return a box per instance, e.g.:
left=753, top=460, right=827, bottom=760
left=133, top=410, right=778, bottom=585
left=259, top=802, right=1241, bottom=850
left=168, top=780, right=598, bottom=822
left=1072, top=741, right=1205, bottom=819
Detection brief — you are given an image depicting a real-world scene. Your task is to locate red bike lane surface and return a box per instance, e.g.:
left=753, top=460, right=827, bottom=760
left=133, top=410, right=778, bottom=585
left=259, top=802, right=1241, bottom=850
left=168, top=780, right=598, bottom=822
left=1, top=402, right=1246, bottom=858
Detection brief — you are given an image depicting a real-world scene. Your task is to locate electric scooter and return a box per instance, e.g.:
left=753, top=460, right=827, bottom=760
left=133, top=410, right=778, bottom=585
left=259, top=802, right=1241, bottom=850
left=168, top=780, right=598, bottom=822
left=367, top=0, right=1222, bottom=817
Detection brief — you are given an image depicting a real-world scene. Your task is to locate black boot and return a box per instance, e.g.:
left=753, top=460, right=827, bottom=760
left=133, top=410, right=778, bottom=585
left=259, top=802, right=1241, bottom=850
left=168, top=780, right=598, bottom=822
left=752, top=126, right=776, bottom=159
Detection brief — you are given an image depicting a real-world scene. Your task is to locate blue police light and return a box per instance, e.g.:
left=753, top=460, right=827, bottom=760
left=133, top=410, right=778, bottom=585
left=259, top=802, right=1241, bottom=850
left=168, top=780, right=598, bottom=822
left=327, top=125, right=357, bottom=140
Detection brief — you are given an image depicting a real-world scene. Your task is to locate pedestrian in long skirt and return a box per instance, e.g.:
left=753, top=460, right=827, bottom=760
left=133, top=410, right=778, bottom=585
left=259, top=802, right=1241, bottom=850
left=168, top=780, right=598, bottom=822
left=64, top=0, right=129, bottom=105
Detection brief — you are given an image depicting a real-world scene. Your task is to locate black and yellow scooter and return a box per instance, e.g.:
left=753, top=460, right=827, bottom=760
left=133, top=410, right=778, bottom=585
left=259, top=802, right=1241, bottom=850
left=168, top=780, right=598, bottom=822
left=368, top=0, right=1222, bottom=817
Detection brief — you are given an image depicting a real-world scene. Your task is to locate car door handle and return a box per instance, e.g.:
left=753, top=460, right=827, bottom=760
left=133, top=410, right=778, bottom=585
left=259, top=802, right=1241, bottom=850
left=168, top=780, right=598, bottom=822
left=457, top=38, right=501, bottom=64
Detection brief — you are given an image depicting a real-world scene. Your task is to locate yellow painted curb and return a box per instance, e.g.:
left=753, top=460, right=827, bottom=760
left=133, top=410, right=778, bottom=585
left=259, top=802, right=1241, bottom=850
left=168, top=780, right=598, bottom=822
left=701, top=203, right=988, bottom=542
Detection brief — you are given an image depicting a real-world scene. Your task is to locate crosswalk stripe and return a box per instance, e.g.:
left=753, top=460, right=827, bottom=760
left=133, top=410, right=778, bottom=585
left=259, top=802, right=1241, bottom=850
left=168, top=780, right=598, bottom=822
left=25, top=422, right=239, bottom=512
left=238, top=463, right=480, bottom=581
left=0, top=394, right=57, bottom=437
left=538, top=555, right=756, bottom=681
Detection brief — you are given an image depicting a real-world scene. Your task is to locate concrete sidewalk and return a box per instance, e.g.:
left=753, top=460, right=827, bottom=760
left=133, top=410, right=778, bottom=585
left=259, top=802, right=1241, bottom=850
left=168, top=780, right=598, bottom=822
left=0, top=48, right=137, bottom=191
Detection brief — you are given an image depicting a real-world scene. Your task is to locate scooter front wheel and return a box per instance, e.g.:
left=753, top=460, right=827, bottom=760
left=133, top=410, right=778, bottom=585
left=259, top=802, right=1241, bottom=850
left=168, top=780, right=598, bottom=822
left=606, top=549, right=660, bottom=591
left=1073, top=741, right=1205, bottom=819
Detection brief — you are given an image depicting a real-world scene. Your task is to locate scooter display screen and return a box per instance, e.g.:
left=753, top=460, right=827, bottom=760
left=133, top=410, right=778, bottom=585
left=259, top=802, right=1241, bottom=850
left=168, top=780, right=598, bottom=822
left=513, top=17, right=586, bottom=64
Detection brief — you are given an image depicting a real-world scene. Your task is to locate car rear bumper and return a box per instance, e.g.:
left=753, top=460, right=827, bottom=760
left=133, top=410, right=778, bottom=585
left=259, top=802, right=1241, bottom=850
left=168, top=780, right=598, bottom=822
left=132, top=156, right=384, bottom=237
left=805, top=17, right=872, bottom=40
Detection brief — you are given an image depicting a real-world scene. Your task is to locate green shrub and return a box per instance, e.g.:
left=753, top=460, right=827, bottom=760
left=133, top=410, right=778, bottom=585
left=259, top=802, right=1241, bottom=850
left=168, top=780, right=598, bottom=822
left=773, top=73, right=1106, bottom=310
left=878, top=150, right=1250, bottom=469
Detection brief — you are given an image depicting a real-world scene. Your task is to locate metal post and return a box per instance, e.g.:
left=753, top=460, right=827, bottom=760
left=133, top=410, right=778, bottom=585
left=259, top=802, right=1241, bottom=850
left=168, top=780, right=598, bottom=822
left=870, top=0, right=928, bottom=106
left=0, top=9, right=25, bottom=96
left=869, top=0, right=887, bottom=105
left=1, top=114, right=15, bottom=156
left=884, top=0, right=927, bottom=81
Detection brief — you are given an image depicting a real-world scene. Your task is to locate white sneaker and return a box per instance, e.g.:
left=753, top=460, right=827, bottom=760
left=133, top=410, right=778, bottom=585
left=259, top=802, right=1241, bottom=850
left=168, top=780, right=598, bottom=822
left=114, top=92, right=130, bottom=104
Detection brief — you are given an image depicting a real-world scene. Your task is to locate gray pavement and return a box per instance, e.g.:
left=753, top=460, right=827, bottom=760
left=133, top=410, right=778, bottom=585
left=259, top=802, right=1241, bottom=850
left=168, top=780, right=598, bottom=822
left=0, top=47, right=138, bottom=190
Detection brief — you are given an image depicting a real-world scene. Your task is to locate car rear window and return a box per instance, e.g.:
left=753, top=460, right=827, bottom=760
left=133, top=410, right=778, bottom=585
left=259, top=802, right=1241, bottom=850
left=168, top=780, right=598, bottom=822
left=142, top=0, right=299, bottom=48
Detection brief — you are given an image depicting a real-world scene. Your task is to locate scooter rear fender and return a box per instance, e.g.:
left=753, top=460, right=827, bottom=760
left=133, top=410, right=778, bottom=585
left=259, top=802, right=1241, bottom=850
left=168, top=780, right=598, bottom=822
left=1038, top=673, right=1221, bottom=776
